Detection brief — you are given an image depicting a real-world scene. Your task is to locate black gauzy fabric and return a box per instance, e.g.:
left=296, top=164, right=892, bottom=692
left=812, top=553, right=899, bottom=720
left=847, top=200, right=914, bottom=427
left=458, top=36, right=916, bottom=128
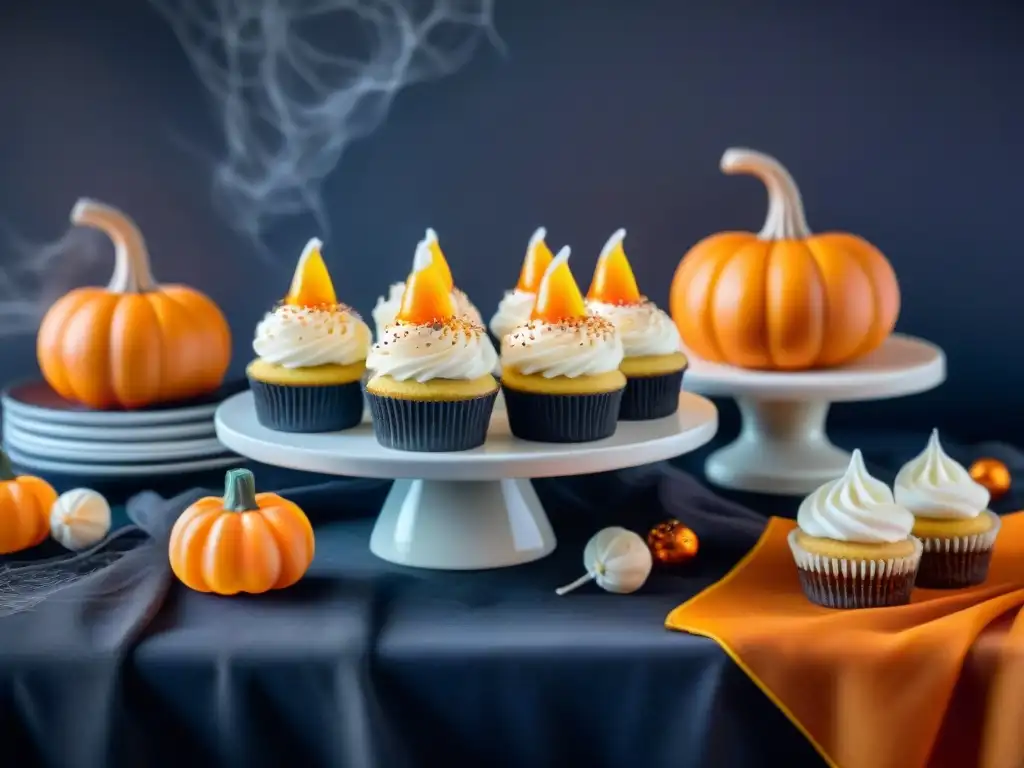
left=0, top=433, right=1019, bottom=768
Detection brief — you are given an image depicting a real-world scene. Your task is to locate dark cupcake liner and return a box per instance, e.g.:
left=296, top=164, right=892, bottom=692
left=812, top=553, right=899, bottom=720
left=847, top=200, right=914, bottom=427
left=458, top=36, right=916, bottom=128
left=913, top=513, right=1001, bottom=588
left=619, top=368, right=686, bottom=421
left=248, top=377, right=364, bottom=433
left=364, top=391, right=497, bottom=452
left=501, top=386, right=623, bottom=443
left=788, top=531, right=922, bottom=609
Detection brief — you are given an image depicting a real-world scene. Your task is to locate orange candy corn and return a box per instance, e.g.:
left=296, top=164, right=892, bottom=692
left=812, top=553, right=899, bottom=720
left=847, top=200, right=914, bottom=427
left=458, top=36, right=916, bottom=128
left=422, top=228, right=455, bottom=292
left=285, top=238, right=338, bottom=307
left=516, top=227, right=555, bottom=293
left=587, top=228, right=641, bottom=305
left=396, top=239, right=456, bottom=324
left=531, top=246, right=588, bottom=322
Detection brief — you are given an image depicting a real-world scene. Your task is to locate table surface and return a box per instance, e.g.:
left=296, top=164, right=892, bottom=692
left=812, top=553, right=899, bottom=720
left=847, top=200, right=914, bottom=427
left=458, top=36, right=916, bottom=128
left=0, top=427, right=1017, bottom=768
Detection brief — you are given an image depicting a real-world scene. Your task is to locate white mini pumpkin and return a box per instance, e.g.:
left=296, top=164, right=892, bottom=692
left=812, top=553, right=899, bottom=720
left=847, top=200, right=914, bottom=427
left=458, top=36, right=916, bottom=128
left=50, top=488, right=112, bottom=551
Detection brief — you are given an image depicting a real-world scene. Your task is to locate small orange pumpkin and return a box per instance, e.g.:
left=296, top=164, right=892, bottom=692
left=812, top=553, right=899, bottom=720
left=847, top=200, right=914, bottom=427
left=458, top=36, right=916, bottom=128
left=168, top=468, right=315, bottom=595
left=0, top=450, right=58, bottom=555
left=37, top=199, right=232, bottom=410
left=670, top=148, right=900, bottom=370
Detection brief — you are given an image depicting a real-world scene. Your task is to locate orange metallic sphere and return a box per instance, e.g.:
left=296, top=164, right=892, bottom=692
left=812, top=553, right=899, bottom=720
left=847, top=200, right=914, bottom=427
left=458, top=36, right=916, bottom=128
left=969, top=458, right=1011, bottom=501
left=647, top=520, right=699, bottom=566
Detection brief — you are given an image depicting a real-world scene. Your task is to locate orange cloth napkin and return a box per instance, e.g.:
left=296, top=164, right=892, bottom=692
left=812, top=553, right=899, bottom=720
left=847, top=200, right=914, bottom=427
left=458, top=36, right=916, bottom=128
left=666, top=513, right=1024, bottom=768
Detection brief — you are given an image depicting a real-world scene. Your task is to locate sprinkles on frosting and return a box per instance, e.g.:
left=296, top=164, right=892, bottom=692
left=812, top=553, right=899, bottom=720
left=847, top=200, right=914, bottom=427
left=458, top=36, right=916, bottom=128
left=261, top=302, right=362, bottom=341
left=508, top=315, right=618, bottom=348
left=373, top=316, right=486, bottom=351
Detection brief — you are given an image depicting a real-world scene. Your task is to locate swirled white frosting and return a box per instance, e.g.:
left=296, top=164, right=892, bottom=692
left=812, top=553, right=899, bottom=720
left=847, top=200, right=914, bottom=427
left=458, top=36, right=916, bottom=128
left=797, top=450, right=915, bottom=543
left=367, top=319, right=498, bottom=383
left=894, top=429, right=990, bottom=519
left=501, top=316, right=625, bottom=378
left=253, top=304, right=371, bottom=368
left=489, top=289, right=535, bottom=341
left=372, top=282, right=484, bottom=339
left=586, top=300, right=683, bottom=357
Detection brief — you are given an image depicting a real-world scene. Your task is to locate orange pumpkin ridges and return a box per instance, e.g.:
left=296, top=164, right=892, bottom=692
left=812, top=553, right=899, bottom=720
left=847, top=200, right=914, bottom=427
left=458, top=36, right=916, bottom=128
left=168, top=468, right=315, bottom=596
left=530, top=246, right=588, bottom=322
left=396, top=239, right=457, bottom=324
left=669, top=148, right=901, bottom=370
left=0, top=450, right=57, bottom=555
left=36, top=199, right=233, bottom=410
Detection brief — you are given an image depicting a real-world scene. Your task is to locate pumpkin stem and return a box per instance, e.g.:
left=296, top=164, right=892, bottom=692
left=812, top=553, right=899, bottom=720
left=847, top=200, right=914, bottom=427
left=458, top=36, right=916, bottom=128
left=222, top=468, right=259, bottom=512
left=719, top=148, right=811, bottom=241
left=555, top=572, right=595, bottom=596
left=0, top=450, right=15, bottom=481
left=71, top=199, right=158, bottom=293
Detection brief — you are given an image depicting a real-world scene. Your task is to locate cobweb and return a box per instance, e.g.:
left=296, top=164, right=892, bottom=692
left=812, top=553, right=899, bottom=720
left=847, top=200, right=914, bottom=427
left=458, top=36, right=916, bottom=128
left=148, top=0, right=502, bottom=243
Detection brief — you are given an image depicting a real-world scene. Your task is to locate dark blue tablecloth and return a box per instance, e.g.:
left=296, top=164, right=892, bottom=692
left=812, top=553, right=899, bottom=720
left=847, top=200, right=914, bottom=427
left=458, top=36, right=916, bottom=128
left=0, top=423, right=1020, bottom=768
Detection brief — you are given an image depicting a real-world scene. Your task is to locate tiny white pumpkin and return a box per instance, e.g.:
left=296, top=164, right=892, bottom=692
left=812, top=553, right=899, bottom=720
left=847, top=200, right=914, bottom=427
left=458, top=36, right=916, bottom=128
left=556, top=527, right=653, bottom=596
left=50, top=488, right=112, bottom=551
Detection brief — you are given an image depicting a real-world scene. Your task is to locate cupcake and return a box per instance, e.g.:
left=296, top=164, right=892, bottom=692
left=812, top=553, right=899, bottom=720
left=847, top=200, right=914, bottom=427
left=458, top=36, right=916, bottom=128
left=500, top=246, right=626, bottom=443
left=585, top=229, right=687, bottom=420
left=894, top=429, right=1000, bottom=589
left=364, top=239, right=498, bottom=452
left=488, top=227, right=555, bottom=344
left=247, top=238, right=371, bottom=433
left=371, top=227, right=485, bottom=338
left=788, top=450, right=922, bottom=609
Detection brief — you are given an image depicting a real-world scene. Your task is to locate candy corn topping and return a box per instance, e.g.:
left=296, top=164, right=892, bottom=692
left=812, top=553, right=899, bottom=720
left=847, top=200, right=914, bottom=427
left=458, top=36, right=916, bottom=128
left=422, top=228, right=455, bottom=292
left=530, top=246, right=588, bottom=322
left=395, top=239, right=457, bottom=324
left=285, top=238, right=338, bottom=307
left=587, top=228, right=641, bottom=305
left=516, top=227, right=555, bottom=293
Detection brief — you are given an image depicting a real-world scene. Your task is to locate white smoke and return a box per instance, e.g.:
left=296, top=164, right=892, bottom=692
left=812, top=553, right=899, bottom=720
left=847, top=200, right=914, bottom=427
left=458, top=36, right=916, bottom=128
left=0, top=225, right=110, bottom=338
left=149, top=0, right=502, bottom=242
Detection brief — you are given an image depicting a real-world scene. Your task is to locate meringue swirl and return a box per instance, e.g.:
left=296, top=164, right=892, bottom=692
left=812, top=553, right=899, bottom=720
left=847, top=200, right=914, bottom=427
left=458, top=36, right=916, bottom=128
left=372, top=282, right=484, bottom=339
left=501, top=316, right=624, bottom=378
left=489, top=289, right=535, bottom=341
left=367, top=318, right=498, bottom=383
left=797, top=450, right=915, bottom=543
left=253, top=304, right=371, bottom=368
left=586, top=300, right=683, bottom=357
left=894, top=429, right=990, bottom=519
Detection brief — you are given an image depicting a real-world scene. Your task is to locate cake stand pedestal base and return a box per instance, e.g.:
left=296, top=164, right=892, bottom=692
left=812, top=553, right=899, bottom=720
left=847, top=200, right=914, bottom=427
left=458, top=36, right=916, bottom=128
left=685, top=334, right=946, bottom=496
left=370, top=478, right=555, bottom=569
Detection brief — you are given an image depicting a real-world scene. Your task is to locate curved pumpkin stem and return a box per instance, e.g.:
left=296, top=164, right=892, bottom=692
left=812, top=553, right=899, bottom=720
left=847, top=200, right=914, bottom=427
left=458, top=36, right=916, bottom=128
left=71, top=198, right=157, bottom=293
left=223, top=468, right=259, bottom=512
left=0, top=450, right=15, bottom=482
left=720, top=148, right=811, bottom=241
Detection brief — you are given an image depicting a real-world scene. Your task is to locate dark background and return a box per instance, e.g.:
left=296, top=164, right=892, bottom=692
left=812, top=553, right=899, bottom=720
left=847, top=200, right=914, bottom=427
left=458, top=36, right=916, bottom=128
left=1, top=0, right=1021, bottom=439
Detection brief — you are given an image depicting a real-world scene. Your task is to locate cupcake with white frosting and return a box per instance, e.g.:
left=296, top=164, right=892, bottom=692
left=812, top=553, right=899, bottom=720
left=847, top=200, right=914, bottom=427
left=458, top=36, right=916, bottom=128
left=371, top=228, right=485, bottom=338
left=894, top=429, right=1000, bottom=588
left=365, top=238, right=498, bottom=452
left=788, top=449, right=922, bottom=608
left=500, top=247, right=626, bottom=443
left=247, top=238, right=372, bottom=432
left=585, top=229, right=687, bottom=420
left=489, top=227, right=555, bottom=343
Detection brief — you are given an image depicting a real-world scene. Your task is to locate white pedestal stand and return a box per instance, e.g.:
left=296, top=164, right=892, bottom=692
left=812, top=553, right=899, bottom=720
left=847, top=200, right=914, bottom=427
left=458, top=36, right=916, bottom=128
left=683, top=334, right=946, bottom=496
left=215, top=391, right=718, bottom=571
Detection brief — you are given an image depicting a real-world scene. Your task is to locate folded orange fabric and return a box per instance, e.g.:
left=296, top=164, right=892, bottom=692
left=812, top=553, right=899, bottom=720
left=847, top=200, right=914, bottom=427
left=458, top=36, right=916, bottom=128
left=666, top=513, right=1024, bottom=768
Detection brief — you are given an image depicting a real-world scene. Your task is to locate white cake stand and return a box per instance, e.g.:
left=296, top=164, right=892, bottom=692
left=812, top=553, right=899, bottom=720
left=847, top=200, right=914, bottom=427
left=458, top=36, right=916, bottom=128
left=215, top=391, right=718, bottom=571
left=683, top=334, right=946, bottom=496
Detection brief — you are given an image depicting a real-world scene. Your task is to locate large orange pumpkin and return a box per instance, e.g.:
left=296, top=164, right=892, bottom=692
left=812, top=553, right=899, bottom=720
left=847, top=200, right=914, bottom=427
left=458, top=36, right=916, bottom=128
left=36, top=199, right=232, bottom=410
left=0, top=450, right=58, bottom=555
left=670, top=148, right=900, bottom=370
left=168, top=468, right=315, bottom=595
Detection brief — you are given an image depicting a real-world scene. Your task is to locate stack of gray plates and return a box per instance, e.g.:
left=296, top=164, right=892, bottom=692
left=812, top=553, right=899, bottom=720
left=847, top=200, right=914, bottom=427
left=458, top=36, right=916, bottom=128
left=1, top=380, right=247, bottom=486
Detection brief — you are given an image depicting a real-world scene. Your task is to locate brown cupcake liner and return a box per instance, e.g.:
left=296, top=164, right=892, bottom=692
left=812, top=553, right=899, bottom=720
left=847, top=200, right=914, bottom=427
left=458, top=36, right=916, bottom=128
left=788, top=531, right=923, bottom=609
left=914, top=510, right=1001, bottom=589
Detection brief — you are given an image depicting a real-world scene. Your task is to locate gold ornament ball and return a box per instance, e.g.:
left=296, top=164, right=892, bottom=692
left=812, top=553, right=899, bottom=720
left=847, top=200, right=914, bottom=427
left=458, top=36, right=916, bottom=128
left=647, top=519, right=699, bottom=566
left=969, top=458, right=1011, bottom=500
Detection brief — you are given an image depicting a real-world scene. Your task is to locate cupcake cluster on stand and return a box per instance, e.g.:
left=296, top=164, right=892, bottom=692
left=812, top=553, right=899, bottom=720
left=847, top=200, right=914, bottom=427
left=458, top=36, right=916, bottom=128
left=214, top=234, right=719, bottom=571
left=672, top=147, right=947, bottom=495
left=790, top=431, right=999, bottom=609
